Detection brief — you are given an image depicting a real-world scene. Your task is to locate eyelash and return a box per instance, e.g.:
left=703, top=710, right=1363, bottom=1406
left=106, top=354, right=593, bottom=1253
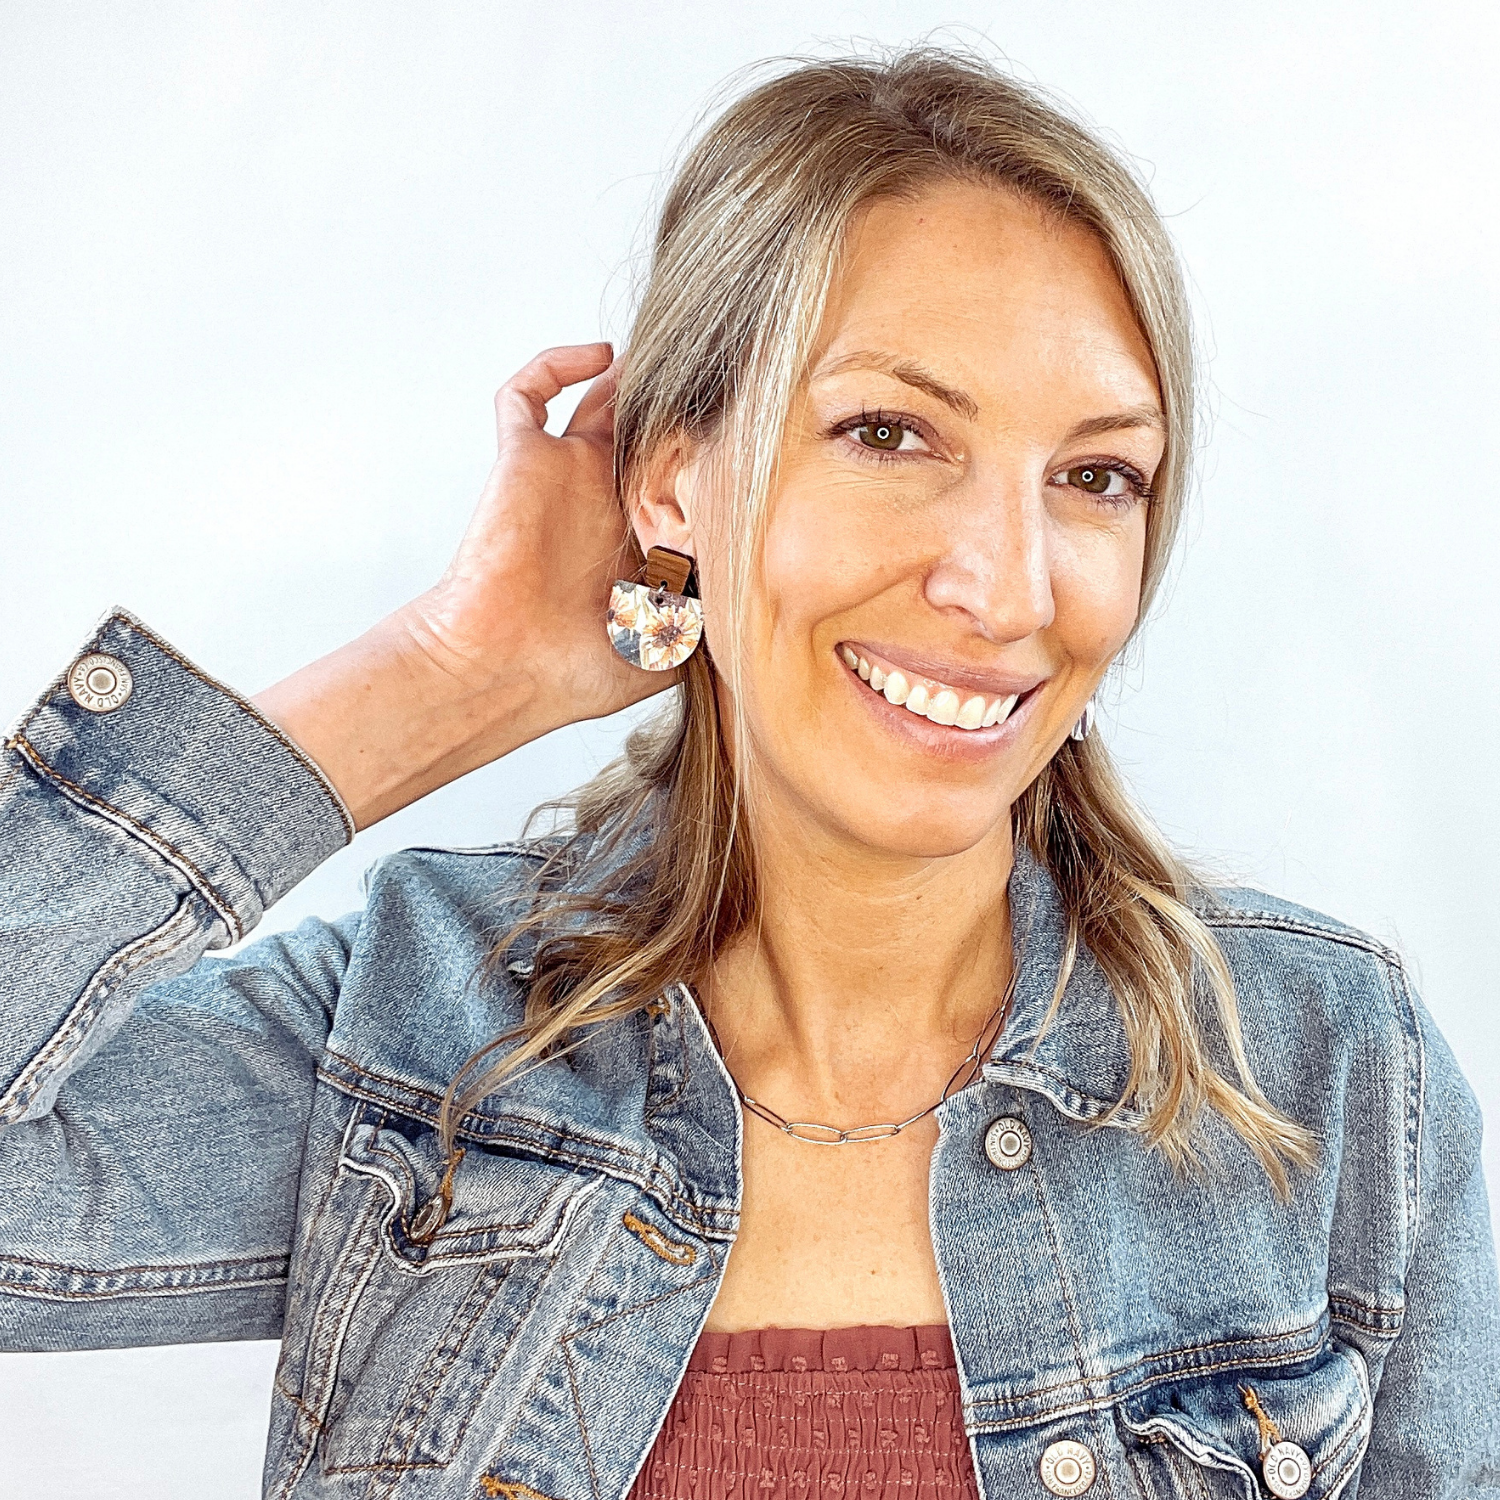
left=1058, top=457, right=1157, bottom=509
left=827, top=408, right=935, bottom=465
left=827, top=410, right=1156, bottom=506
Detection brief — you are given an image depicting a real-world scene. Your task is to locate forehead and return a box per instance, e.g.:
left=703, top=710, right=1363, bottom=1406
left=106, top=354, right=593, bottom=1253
left=814, top=180, right=1159, bottom=408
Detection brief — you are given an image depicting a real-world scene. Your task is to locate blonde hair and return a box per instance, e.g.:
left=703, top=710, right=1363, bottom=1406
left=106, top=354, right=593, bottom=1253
left=442, top=47, right=1314, bottom=1191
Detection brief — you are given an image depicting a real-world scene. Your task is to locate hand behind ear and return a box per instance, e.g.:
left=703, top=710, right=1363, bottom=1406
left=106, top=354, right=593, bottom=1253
left=405, top=342, right=683, bottom=723
left=254, top=344, right=681, bottom=830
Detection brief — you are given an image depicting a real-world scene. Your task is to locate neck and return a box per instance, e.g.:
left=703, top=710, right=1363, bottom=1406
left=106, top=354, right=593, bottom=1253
left=706, top=789, right=1015, bottom=1124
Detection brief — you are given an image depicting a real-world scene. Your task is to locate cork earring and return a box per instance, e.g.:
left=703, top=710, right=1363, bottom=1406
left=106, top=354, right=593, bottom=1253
left=606, top=546, right=703, bottom=671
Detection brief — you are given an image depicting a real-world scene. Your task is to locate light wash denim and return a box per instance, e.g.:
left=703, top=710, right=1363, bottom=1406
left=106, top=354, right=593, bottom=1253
left=2, top=609, right=1498, bottom=1500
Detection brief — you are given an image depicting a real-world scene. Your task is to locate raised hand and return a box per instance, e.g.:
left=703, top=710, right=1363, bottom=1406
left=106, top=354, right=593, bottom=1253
left=254, top=343, right=676, bottom=830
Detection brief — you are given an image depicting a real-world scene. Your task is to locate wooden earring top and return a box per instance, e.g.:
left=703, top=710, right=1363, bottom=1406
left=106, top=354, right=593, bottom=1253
left=644, top=546, right=694, bottom=596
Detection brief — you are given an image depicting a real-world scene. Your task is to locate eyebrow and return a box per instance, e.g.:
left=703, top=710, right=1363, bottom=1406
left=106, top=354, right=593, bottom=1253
left=813, top=351, right=980, bottom=421
left=813, top=351, right=1165, bottom=439
left=1062, top=405, right=1165, bottom=442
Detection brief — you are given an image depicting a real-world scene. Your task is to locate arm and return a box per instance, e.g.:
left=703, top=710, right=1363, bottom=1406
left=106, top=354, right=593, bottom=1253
left=1, top=343, right=669, bottom=1349
left=1359, top=981, right=1500, bottom=1495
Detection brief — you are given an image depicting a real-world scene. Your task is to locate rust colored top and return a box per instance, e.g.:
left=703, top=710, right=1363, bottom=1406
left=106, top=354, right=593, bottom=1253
left=627, top=1326, right=980, bottom=1500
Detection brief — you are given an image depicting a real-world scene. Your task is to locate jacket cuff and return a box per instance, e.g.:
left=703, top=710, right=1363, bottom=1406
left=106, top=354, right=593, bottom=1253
left=5, top=608, right=354, bottom=945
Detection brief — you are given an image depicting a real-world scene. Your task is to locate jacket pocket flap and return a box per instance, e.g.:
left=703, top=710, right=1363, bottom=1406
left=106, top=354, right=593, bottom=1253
left=342, top=1112, right=595, bottom=1266
left=1119, top=1342, right=1371, bottom=1499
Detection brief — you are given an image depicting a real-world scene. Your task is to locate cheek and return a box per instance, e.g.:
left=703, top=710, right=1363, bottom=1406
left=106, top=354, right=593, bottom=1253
left=1049, top=513, right=1147, bottom=662
left=755, top=479, right=902, bottom=640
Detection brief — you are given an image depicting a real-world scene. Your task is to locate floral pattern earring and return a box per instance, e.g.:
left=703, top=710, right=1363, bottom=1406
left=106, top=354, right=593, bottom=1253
left=607, top=546, right=704, bottom=671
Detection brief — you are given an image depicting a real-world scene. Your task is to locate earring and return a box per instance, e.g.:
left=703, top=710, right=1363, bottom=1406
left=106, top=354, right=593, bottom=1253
left=1070, top=697, right=1096, bottom=742
left=607, top=546, right=704, bottom=671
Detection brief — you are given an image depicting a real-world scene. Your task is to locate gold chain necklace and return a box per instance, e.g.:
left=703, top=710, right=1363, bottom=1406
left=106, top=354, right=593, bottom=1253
left=695, top=973, right=1016, bottom=1146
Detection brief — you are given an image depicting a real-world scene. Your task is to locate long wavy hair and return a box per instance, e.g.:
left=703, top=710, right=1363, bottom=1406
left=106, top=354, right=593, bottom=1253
left=440, top=47, right=1315, bottom=1191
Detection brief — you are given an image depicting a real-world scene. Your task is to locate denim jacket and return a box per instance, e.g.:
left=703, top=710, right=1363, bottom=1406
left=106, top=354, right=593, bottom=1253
left=2, top=609, right=1498, bottom=1500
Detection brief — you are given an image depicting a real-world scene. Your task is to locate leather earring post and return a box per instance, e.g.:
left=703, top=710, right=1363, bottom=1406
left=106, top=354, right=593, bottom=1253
left=606, top=546, right=704, bottom=671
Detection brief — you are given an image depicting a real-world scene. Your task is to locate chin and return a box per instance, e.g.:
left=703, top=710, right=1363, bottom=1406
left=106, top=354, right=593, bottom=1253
left=824, top=792, right=1011, bottom=863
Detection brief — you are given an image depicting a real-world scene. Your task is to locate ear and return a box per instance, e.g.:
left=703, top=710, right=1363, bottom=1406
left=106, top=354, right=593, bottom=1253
left=626, top=433, right=701, bottom=562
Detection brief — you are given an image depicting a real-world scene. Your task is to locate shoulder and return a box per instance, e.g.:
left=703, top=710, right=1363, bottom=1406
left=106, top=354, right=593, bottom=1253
left=357, top=831, right=593, bottom=927
left=1191, top=883, right=1426, bottom=1113
left=1197, top=883, right=1400, bottom=964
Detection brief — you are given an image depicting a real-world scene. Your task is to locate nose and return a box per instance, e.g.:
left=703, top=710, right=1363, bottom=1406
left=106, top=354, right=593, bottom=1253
left=921, top=482, right=1055, bottom=642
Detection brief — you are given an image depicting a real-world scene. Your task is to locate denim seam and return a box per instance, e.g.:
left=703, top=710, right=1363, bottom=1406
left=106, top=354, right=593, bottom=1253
left=1326, top=1293, right=1403, bottom=1335
left=321, top=1259, right=519, bottom=1477
left=561, top=1335, right=605, bottom=1500
left=0, top=1268, right=289, bottom=1301
left=317, top=1054, right=738, bottom=1237
left=0, top=896, right=201, bottom=1125
left=364, top=1136, right=581, bottom=1243
left=1200, top=910, right=1400, bottom=966
left=364, top=1160, right=603, bottom=1276
left=1382, top=956, right=1424, bottom=1263
left=274, top=1190, right=389, bottom=1500
left=1023, top=1136, right=1094, bottom=1401
left=965, top=1317, right=1327, bottom=1418
left=85, top=607, right=356, bottom=842
left=5, top=732, right=243, bottom=940
left=643, top=989, right=691, bottom=1125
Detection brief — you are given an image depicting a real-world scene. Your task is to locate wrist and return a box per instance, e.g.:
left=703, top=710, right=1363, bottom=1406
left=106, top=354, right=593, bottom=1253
left=253, top=598, right=549, bottom=832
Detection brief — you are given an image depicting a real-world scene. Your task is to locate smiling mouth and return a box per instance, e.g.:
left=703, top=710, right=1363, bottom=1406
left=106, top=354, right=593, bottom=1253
left=838, top=644, right=1030, bottom=731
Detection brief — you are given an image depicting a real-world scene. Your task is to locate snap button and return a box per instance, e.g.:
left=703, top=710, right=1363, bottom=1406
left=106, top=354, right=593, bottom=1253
left=67, top=652, right=133, bottom=713
left=1262, top=1442, right=1312, bottom=1499
left=1039, top=1439, right=1095, bottom=1495
left=984, top=1115, right=1032, bottom=1170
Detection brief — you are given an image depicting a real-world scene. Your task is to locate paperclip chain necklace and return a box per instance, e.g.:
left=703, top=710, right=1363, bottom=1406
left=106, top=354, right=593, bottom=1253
left=700, top=972, right=1017, bottom=1146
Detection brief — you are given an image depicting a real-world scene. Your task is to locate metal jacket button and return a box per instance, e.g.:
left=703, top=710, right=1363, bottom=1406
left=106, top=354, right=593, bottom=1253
left=984, top=1115, right=1032, bottom=1170
left=67, top=652, right=133, bottom=713
left=1263, top=1442, right=1312, bottom=1499
left=1039, top=1439, right=1095, bottom=1495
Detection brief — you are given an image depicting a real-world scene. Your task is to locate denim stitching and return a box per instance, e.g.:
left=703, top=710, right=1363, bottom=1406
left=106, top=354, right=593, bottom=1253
left=965, top=1317, right=1328, bottom=1421
left=1381, top=956, right=1425, bottom=1262
left=0, top=897, right=200, bottom=1125
left=80, top=607, right=356, bottom=841
left=274, top=1190, right=388, bottom=1500
left=561, top=1335, right=605, bottom=1500
left=317, top=1054, right=738, bottom=1238
left=1198, top=909, right=1401, bottom=965
left=321, top=1260, right=516, bottom=1476
left=4, top=733, right=243, bottom=940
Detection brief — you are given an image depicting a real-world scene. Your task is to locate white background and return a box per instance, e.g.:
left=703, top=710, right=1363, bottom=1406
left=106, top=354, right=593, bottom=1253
left=2, top=2, right=1497, bottom=1494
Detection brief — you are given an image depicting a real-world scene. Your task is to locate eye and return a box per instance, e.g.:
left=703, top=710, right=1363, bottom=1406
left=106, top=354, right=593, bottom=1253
left=1068, top=465, right=1123, bottom=495
left=855, top=418, right=917, bottom=452
left=1049, top=460, right=1152, bottom=506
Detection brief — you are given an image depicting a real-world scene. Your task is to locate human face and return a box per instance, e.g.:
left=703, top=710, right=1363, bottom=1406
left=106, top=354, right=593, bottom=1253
left=696, top=181, right=1162, bottom=861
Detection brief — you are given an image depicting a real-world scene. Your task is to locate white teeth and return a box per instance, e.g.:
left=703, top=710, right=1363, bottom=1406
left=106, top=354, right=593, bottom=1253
left=927, top=689, right=960, bottom=725
left=956, top=695, right=986, bottom=730
left=982, top=693, right=1018, bottom=727
left=844, top=646, right=1023, bottom=732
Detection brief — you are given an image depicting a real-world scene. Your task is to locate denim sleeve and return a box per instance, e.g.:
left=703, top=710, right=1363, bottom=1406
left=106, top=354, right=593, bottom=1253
left=0, top=609, right=354, bottom=1349
left=1361, top=975, right=1500, bottom=1496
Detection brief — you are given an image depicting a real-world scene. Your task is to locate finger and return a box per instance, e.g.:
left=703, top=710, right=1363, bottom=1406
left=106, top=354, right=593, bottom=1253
left=494, top=342, right=614, bottom=441
left=563, top=355, right=622, bottom=440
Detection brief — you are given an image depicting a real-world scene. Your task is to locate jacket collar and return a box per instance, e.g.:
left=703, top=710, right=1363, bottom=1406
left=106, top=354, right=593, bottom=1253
left=986, top=843, right=1142, bottom=1128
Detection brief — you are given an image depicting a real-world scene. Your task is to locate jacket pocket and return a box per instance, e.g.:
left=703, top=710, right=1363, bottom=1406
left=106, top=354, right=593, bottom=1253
left=1118, top=1341, right=1371, bottom=1500
left=277, top=1106, right=602, bottom=1490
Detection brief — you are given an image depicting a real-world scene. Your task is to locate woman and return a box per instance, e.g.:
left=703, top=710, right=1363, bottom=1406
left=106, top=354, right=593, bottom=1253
left=2, top=47, right=1496, bottom=1500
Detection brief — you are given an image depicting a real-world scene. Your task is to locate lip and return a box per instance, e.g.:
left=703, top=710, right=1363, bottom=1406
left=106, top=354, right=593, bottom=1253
left=840, top=641, right=1045, bottom=700
left=835, top=643, right=1047, bottom=757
